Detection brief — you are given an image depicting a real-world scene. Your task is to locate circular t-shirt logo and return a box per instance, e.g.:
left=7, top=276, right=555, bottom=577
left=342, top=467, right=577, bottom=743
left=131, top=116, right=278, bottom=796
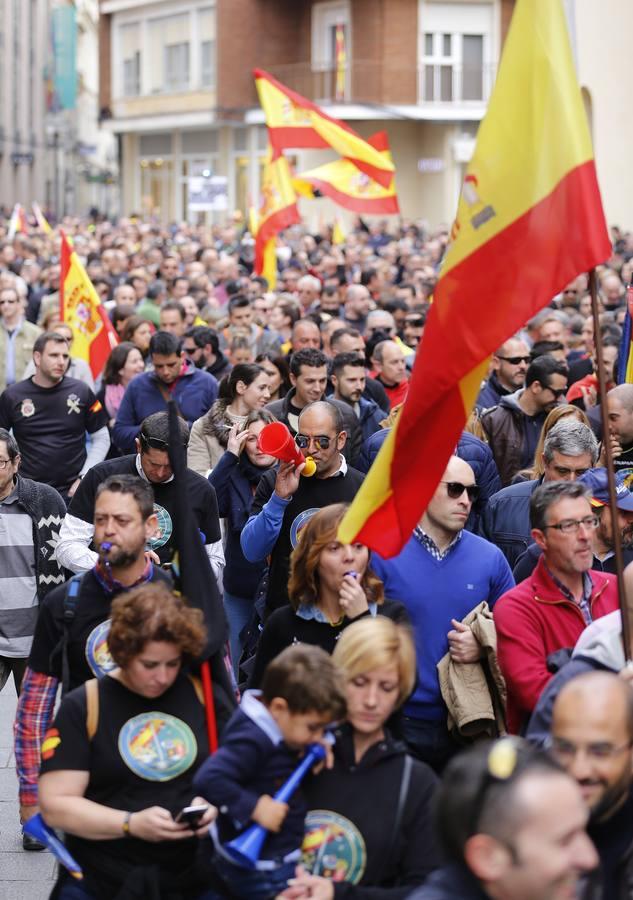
left=301, top=810, right=366, bottom=883
left=148, top=502, right=173, bottom=550
left=290, top=508, right=320, bottom=549
left=85, top=619, right=116, bottom=678
left=118, top=712, right=197, bottom=781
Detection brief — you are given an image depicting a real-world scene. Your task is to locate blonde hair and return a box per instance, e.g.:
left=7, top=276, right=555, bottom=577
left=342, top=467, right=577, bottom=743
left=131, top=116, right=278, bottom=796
left=333, top=617, right=416, bottom=707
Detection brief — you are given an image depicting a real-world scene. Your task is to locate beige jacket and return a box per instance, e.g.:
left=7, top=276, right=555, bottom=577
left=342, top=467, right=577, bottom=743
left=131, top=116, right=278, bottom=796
left=0, top=320, right=42, bottom=392
left=437, top=601, right=507, bottom=741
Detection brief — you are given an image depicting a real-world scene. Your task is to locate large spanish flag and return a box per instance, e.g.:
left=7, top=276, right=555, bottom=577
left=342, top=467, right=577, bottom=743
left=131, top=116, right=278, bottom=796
left=254, top=69, right=395, bottom=189
left=294, top=132, right=400, bottom=215
left=60, top=232, right=118, bottom=379
left=254, top=150, right=301, bottom=290
left=339, top=0, right=611, bottom=556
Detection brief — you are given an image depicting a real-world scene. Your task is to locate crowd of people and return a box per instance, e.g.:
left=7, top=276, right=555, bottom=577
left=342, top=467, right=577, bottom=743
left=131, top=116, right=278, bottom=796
left=1, top=213, right=633, bottom=898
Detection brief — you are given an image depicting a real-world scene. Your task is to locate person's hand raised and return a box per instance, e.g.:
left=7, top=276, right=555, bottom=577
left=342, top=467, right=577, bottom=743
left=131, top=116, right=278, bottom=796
left=274, top=460, right=304, bottom=500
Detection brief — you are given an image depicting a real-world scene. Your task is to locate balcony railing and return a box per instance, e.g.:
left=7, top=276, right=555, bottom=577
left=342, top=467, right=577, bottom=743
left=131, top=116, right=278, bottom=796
left=418, top=62, right=496, bottom=105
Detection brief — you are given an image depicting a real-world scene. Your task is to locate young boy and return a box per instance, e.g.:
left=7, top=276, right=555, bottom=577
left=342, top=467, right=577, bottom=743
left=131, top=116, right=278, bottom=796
left=194, top=644, right=346, bottom=899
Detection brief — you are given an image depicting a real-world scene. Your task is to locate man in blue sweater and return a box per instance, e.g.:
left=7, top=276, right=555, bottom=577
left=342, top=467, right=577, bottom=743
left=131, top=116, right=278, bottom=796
left=113, top=331, right=218, bottom=452
left=372, top=456, right=514, bottom=772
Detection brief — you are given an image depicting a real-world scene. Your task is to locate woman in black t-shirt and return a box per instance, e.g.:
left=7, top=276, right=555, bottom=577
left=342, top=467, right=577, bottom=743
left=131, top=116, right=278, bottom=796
left=38, top=583, right=218, bottom=900
left=248, top=503, right=407, bottom=687
left=280, top=617, right=439, bottom=899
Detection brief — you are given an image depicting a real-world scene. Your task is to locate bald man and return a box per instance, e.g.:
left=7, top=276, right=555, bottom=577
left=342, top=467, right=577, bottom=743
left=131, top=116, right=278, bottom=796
left=550, top=671, right=633, bottom=897
left=607, top=384, right=633, bottom=471
left=372, top=456, right=514, bottom=771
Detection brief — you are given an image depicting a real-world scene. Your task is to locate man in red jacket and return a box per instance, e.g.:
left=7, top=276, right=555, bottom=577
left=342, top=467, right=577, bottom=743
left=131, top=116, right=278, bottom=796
left=494, top=481, right=619, bottom=733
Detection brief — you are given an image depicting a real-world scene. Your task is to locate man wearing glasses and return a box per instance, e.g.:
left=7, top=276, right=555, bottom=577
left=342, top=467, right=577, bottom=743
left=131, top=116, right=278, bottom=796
left=480, top=355, right=570, bottom=486
left=476, top=336, right=531, bottom=412
left=241, top=400, right=364, bottom=613
left=371, top=456, right=514, bottom=771
left=494, top=482, right=619, bottom=734
left=549, top=671, right=633, bottom=898
left=0, top=284, right=41, bottom=393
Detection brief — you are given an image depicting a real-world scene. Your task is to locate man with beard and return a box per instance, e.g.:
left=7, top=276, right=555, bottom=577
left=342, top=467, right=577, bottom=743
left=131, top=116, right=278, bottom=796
left=182, top=326, right=232, bottom=381
left=330, top=352, right=383, bottom=442
left=550, top=671, right=633, bottom=897
left=14, top=475, right=172, bottom=847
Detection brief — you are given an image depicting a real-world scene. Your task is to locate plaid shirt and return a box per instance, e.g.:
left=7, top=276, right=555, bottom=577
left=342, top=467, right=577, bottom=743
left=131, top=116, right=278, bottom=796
left=14, top=668, right=59, bottom=806
left=413, top=526, right=463, bottom=561
left=544, top=564, right=594, bottom=626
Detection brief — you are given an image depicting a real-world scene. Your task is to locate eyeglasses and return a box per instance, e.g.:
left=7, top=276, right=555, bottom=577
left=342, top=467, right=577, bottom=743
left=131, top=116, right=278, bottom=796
left=545, top=385, right=568, bottom=399
left=442, top=481, right=480, bottom=502
left=182, top=345, right=198, bottom=355
left=551, top=465, right=590, bottom=479
left=296, top=433, right=335, bottom=451
left=0, top=458, right=13, bottom=469
left=495, top=355, right=531, bottom=365
left=550, top=737, right=633, bottom=762
left=542, top=515, right=599, bottom=534
left=139, top=434, right=169, bottom=452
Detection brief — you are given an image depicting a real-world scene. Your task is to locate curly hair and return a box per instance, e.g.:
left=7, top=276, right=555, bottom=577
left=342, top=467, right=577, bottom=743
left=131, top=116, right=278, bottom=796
left=108, top=583, right=206, bottom=668
left=287, top=503, right=384, bottom=611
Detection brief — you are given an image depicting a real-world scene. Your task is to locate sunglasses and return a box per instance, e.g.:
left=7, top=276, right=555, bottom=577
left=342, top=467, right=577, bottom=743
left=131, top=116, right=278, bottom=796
left=139, top=434, right=170, bottom=452
left=545, top=385, right=567, bottom=399
left=496, top=354, right=531, bottom=365
left=442, top=481, right=480, bottom=502
left=296, top=434, right=334, bottom=451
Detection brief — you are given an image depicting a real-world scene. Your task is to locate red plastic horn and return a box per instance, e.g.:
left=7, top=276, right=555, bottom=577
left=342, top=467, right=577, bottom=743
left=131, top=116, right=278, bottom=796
left=257, top=422, right=316, bottom=476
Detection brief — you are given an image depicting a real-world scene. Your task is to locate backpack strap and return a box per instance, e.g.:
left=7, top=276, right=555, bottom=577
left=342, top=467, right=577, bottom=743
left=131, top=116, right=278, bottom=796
left=85, top=678, right=99, bottom=740
left=50, top=573, right=84, bottom=696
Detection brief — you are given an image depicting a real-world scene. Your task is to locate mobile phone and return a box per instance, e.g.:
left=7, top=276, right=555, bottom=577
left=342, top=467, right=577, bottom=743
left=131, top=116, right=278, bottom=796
left=174, top=804, right=209, bottom=827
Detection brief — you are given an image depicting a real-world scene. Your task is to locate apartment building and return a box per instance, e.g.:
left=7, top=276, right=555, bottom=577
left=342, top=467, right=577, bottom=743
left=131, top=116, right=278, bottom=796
left=99, top=0, right=633, bottom=228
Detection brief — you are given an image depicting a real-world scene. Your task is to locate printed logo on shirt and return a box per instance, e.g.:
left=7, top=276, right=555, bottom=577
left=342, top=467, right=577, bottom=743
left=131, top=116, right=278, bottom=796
left=66, top=394, right=81, bottom=415
left=85, top=619, right=116, bottom=678
left=20, top=398, right=35, bottom=418
left=42, top=728, right=61, bottom=761
left=118, top=713, right=197, bottom=782
left=290, top=508, right=320, bottom=549
left=301, top=810, right=366, bottom=884
left=147, top=503, right=173, bottom=550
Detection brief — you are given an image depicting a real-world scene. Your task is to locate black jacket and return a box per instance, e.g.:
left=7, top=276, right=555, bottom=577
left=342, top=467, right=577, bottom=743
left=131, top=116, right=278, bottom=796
left=582, top=790, right=633, bottom=899
left=407, top=863, right=490, bottom=899
left=303, top=724, right=439, bottom=898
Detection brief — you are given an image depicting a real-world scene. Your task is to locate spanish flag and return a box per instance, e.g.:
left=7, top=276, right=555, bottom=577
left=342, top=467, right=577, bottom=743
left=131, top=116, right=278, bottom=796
left=294, top=132, right=400, bottom=215
left=254, top=149, right=301, bottom=291
left=254, top=69, right=395, bottom=189
left=60, top=232, right=119, bottom=379
left=339, top=0, right=611, bottom=556
left=32, top=202, right=53, bottom=235
left=7, top=203, right=27, bottom=240
left=334, top=24, right=347, bottom=102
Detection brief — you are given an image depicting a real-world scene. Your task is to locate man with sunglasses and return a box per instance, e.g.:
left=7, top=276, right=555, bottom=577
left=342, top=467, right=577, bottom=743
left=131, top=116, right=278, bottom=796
left=409, top=738, right=597, bottom=899
left=549, top=671, right=633, bottom=898
left=476, top=337, right=531, bottom=412
left=494, top=482, right=619, bottom=734
left=241, top=400, right=364, bottom=613
left=480, top=355, right=569, bottom=486
left=371, top=456, right=514, bottom=771
left=55, top=411, right=223, bottom=579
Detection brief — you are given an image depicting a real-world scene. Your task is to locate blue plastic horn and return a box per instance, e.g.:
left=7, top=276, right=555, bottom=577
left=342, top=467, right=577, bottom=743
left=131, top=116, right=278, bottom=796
left=23, top=814, right=83, bottom=879
left=222, top=742, right=326, bottom=869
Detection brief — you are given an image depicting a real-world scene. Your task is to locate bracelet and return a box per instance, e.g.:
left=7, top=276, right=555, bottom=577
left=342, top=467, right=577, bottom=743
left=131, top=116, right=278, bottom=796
left=122, top=811, right=132, bottom=838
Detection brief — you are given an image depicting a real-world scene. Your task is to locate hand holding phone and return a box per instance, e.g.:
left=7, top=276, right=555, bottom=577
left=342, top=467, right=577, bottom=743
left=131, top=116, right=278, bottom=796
left=174, top=804, right=209, bottom=828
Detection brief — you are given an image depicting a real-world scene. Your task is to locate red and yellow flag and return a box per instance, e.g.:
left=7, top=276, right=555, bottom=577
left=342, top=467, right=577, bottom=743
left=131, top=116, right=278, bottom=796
left=339, top=0, right=610, bottom=556
left=294, top=132, right=400, bottom=215
left=334, top=24, right=347, bottom=102
left=254, top=150, right=301, bottom=291
left=254, top=69, right=395, bottom=189
left=32, top=202, right=53, bottom=235
left=7, top=204, right=27, bottom=240
left=60, top=232, right=119, bottom=379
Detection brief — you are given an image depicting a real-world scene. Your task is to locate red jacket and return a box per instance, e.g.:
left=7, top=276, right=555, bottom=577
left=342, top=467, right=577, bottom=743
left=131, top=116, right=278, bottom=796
left=494, top=556, right=619, bottom=733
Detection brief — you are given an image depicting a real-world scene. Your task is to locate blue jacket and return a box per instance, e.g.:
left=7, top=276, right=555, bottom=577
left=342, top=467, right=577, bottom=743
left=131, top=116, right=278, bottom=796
left=475, top=371, right=511, bottom=412
left=479, top=478, right=540, bottom=568
left=357, top=395, right=384, bottom=443
left=357, top=429, right=501, bottom=532
left=208, top=451, right=267, bottom=598
left=113, top=361, right=218, bottom=451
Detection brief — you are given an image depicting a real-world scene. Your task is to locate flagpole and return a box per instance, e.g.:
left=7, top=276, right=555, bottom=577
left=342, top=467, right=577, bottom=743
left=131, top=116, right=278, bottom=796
left=590, top=268, right=632, bottom=661
left=200, top=659, right=219, bottom=753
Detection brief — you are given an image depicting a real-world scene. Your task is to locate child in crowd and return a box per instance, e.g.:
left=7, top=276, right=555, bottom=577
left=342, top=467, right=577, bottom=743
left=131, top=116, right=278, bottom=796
left=194, top=644, right=346, bottom=899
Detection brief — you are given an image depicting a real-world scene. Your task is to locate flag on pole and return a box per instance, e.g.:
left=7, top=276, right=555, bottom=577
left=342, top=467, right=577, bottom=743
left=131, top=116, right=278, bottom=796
left=32, top=202, right=53, bottom=235
left=617, top=282, right=633, bottom=384
left=60, top=231, right=119, bottom=379
left=338, top=0, right=611, bottom=557
left=254, top=150, right=301, bottom=291
left=332, top=218, right=346, bottom=246
left=293, top=132, right=400, bottom=215
left=254, top=69, right=395, bottom=188
left=334, top=24, right=347, bottom=101
left=7, top=204, right=27, bottom=241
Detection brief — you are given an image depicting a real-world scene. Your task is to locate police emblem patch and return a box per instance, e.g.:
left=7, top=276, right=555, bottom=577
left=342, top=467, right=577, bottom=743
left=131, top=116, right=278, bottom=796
left=20, top=399, right=35, bottom=417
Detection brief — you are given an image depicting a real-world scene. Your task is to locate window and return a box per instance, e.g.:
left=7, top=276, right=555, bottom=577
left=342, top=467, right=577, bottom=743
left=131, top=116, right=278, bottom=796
left=199, top=7, right=216, bottom=88
left=312, top=2, right=351, bottom=101
left=419, top=2, right=493, bottom=104
left=120, top=23, right=141, bottom=96
left=148, top=13, right=190, bottom=94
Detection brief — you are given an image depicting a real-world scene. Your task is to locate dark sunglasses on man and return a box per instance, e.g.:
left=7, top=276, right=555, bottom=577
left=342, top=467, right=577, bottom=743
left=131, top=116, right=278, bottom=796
left=296, top=434, right=334, bottom=451
left=442, top=481, right=480, bottom=502
left=495, top=354, right=531, bottom=365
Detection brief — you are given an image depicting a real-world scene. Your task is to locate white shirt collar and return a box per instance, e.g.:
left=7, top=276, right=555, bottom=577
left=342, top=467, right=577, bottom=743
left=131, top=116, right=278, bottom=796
left=135, top=453, right=174, bottom=484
